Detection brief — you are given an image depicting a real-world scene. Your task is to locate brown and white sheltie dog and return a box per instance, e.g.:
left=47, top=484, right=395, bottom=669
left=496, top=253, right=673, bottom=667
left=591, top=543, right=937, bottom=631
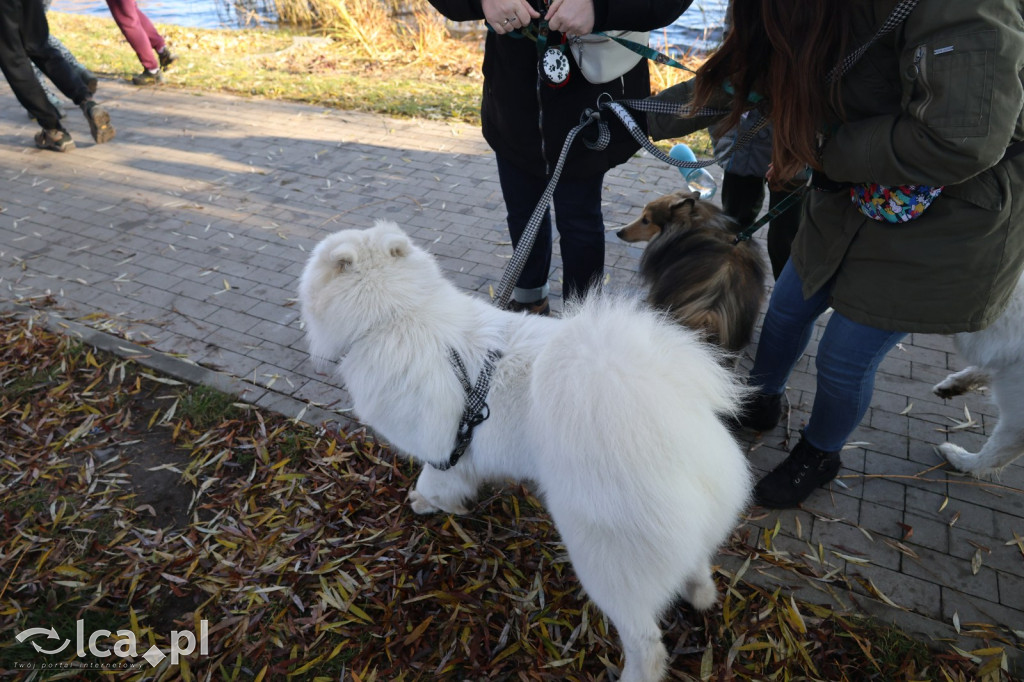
left=617, top=190, right=768, bottom=354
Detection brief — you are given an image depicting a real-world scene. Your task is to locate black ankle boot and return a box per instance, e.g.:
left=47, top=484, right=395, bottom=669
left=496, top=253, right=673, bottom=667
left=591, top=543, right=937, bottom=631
left=753, top=437, right=842, bottom=509
left=731, top=391, right=783, bottom=432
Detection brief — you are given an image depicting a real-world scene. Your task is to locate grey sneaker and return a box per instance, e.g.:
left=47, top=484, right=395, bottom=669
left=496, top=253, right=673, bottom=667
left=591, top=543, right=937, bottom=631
left=81, top=100, right=115, bottom=144
left=131, top=68, right=164, bottom=85
left=35, top=128, right=75, bottom=152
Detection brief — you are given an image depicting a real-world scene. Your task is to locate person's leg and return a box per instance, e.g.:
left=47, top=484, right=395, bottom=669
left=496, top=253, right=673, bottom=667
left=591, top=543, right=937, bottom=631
left=748, top=259, right=832, bottom=395
left=754, top=311, right=906, bottom=508
left=733, top=258, right=832, bottom=431
left=134, top=7, right=167, bottom=53
left=551, top=172, right=605, bottom=302
left=22, top=4, right=113, bottom=145
left=765, top=186, right=802, bottom=280
left=29, top=61, right=64, bottom=113
left=0, top=0, right=65, bottom=131
left=720, top=171, right=766, bottom=231
left=47, top=33, right=97, bottom=91
left=802, top=313, right=906, bottom=452
left=22, top=0, right=89, bottom=105
left=496, top=155, right=553, bottom=308
left=105, top=0, right=159, bottom=71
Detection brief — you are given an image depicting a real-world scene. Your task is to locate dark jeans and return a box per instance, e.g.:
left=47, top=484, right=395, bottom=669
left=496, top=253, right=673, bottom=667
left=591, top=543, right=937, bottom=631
left=720, top=171, right=802, bottom=279
left=748, top=260, right=906, bottom=452
left=0, top=0, right=89, bottom=130
left=496, top=155, right=606, bottom=303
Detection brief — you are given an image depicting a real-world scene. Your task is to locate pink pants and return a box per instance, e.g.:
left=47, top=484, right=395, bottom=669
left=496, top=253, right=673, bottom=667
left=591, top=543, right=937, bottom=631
left=105, top=0, right=165, bottom=71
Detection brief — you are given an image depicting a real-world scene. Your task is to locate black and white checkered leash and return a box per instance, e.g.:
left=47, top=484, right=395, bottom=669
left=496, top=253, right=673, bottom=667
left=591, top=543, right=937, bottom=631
left=434, top=347, right=503, bottom=471
left=828, top=0, right=920, bottom=82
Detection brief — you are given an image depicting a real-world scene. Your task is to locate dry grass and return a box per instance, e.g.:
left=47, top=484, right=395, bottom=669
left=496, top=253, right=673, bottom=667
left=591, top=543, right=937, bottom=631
left=47, top=7, right=710, bottom=149
left=1, top=314, right=1017, bottom=681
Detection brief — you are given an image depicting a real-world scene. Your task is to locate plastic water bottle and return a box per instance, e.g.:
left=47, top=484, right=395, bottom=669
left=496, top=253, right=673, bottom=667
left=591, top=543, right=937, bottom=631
left=669, top=143, right=717, bottom=200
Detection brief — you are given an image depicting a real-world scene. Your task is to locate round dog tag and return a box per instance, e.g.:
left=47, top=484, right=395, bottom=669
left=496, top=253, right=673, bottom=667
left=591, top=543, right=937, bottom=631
left=540, top=47, right=570, bottom=86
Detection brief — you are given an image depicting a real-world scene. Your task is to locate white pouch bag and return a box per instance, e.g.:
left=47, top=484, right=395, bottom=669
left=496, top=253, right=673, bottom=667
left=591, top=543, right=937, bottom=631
left=568, top=31, right=650, bottom=84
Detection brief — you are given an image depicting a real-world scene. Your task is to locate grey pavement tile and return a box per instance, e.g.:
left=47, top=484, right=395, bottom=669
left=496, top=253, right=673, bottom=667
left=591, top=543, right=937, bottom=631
left=910, top=544, right=1000, bottom=602
left=856, top=477, right=907, bottom=512
left=847, top=562, right=943, bottom=620
left=811, top=517, right=903, bottom=571
left=901, top=510, right=952, bottom=554
left=940, top=586, right=1023, bottom=635
left=191, top=345, right=264, bottom=380
left=998, top=571, right=1024, bottom=611
left=948, top=526, right=1024, bottom=575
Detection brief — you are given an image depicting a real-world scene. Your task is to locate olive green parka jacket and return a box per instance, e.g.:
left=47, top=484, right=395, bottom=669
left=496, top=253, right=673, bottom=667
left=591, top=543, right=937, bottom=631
left=649, top=0, right=1024, bottom=334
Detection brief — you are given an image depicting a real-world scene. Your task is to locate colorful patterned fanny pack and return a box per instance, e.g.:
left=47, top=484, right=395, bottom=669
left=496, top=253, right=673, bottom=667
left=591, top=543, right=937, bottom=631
left=850, top=183, right=943, bottom=223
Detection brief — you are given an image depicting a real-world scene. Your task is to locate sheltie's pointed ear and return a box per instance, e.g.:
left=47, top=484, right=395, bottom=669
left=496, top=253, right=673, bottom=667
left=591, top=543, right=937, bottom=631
left=669, top=189, right=700, bottom=212
left=328, top=243, right=358, bottom=271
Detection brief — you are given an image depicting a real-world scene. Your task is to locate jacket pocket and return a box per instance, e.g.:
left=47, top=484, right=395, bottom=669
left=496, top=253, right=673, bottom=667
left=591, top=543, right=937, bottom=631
left=942, top=165, right=1004, bottom=212
left=905, top=29, right=996, bottom=138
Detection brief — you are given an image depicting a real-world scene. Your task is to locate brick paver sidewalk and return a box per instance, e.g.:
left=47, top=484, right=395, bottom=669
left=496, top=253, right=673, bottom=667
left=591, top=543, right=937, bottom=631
left=2, top=80, right=1021, bottom=672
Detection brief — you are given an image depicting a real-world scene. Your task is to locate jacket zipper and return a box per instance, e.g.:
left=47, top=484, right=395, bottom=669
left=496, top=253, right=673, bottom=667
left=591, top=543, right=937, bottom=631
left=910, top=44, right=933, bottom=121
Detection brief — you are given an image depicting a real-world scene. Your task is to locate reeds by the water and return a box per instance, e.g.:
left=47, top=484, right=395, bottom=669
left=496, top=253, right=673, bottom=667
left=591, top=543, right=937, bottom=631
left=270, top=0, right=699, bottom=89
left=272, top=0, right=451, bottom=61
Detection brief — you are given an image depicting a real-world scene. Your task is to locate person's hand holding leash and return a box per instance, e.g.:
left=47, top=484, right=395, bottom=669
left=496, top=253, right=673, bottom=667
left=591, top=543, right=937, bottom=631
left=483, top=0, right=539, bottom=35
left=545, top=0, right=595, bottom=36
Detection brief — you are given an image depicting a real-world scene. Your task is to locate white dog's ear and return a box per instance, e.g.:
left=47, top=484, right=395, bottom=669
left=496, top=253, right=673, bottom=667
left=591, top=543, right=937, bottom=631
left=328, top=243, right=358, bottom=272
left=383, top=233, right=411, bottom=259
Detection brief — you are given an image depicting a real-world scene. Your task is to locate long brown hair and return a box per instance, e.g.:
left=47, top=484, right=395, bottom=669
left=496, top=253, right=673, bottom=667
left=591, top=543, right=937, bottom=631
left=692, top=1, right=856, bottom=179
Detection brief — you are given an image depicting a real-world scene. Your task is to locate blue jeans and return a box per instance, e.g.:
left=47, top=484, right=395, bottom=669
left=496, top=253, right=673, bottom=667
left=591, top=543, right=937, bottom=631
left=496, top=155, right=606, bottom=303
left=749, top=260, right=906, bottom=452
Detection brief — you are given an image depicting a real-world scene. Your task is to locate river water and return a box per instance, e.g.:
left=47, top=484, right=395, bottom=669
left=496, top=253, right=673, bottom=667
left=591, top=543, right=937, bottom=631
left=49, top=0, right=727, bottom=52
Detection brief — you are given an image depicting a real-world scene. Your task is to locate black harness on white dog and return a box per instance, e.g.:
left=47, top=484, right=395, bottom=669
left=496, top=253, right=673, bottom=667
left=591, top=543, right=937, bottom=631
left=433, top=347, right=503, bottom=471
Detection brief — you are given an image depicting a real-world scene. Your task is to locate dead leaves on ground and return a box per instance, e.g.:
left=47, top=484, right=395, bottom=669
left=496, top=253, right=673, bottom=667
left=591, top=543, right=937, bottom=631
left=0, top=315, right=1016, bottom=681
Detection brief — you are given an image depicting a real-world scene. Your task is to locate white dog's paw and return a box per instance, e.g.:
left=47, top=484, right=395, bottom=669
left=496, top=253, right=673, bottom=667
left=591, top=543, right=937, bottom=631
left=932, top=377, right=963, bottom=399
left=933, top=367, right=989, bottom=399
left=408, top=489, right=441, bottom=515
left=936, top=443, right=1000, bottom=479
left=408, top=489, right=470, bottom=515
left=684, top=574, right=718, bottom=611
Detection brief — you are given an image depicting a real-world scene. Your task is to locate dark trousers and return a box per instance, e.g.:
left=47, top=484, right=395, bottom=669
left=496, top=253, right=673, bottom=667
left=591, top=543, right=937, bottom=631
left=0, top=0, right=88, bottom=130
left=496, top=155, right=606, bottom=303
left=720, top=171, right=803, bottom=280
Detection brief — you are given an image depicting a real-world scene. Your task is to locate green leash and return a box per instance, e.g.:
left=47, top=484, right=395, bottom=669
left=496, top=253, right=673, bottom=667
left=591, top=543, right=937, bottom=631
left=732, top=184, right=809, bottom=244
left=587, top=31, right=694, bottom=73
left=491, top=25, right=694, bottom=74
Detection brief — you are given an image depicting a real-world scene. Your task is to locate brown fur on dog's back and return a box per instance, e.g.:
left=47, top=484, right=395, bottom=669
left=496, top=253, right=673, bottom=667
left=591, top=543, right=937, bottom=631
left=618, top=191, right=768, bottom=353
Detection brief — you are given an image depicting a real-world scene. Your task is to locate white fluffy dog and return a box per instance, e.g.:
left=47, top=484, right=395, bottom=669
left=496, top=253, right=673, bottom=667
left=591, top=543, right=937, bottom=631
left=933, top=271, right=1024, bottom=478
left=299, top=221, right=752, bottom=682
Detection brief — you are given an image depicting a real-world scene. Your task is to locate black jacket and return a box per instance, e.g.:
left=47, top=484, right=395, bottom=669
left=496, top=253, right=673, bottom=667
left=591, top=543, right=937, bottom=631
left=429, top=0, right=692, bottom=179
